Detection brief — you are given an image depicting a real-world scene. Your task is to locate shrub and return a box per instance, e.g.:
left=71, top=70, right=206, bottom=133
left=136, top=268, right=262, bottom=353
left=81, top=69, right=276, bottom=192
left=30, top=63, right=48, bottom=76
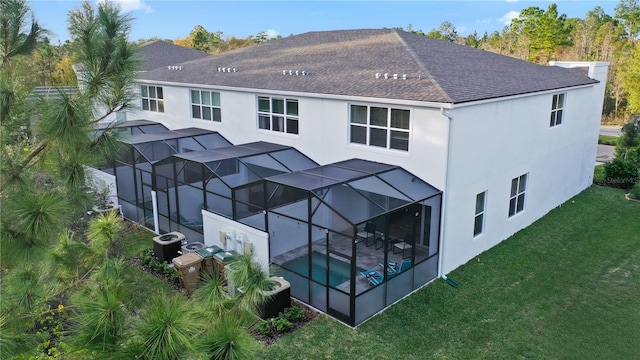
left=282, top=306, right=305, bottom=323
left=139, top=249, right=179, bottom=283
left=630, top=182, right=640, bottom=200
left=604, top=158, right=640, bottom=189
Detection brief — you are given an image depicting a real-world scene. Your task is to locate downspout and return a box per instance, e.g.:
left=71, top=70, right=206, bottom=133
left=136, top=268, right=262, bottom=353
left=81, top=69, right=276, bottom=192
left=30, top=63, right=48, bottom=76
left=438, top=107, right=453, bottom=279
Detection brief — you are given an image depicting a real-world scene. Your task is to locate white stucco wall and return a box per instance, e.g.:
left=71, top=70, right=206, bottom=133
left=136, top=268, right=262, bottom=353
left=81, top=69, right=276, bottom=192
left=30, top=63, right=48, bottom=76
left=133, top=83, right=450, bottom=190
left=440, top=63, right=608, bottom=274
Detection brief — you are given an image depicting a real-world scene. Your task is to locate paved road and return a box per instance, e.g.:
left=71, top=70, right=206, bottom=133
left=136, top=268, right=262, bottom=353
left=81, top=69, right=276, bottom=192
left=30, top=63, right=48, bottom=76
left=600, top=125, right=621, bottom=137
left=596, top=144, right=615, bottom=165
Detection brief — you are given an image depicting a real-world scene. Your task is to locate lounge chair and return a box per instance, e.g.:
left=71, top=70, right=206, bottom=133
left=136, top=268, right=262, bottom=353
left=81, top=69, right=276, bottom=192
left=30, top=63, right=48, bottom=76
left=361, top=269, right=384, bottom=286
left=382, top=258, right=412, bottom=277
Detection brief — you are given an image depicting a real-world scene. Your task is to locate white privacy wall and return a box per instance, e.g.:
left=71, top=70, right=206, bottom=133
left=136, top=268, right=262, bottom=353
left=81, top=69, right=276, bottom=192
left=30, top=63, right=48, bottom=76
left=440, top=64, right=608, bottom=274
left=202, top=209, right=270, bottom=272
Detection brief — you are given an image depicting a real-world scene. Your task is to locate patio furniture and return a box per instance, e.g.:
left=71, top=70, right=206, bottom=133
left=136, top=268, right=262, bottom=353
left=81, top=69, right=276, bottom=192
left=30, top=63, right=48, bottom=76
left=382, top=258, right=412, bottom=277
left=361, top=269, right=384, bottom=286
left=393, top=234, right=413, bottom=258
left=356, top=222, right=377, bottom=247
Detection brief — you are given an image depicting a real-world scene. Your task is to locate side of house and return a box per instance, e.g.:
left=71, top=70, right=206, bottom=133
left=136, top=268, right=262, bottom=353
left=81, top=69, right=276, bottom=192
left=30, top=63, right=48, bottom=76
left=441, top=61, right=608, bottom=273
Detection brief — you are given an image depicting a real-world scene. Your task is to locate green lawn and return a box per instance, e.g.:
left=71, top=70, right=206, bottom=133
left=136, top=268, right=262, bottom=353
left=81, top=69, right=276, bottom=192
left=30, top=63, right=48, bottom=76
left=259, top=186, right=640, bottom=359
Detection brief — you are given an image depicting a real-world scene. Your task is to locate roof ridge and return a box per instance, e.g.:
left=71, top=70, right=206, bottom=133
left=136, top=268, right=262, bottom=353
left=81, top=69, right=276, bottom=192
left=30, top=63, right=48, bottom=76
left=392, top=30, right=452, bottom=103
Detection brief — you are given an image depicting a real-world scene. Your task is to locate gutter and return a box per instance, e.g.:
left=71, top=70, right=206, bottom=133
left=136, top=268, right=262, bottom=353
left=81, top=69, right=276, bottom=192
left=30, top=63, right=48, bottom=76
left=438, top=107, right=454, bottom=278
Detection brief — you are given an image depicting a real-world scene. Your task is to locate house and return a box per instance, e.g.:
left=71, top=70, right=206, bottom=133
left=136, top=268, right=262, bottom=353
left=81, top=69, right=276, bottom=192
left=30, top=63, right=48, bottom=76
left=108, top=29, right=607, bottom=325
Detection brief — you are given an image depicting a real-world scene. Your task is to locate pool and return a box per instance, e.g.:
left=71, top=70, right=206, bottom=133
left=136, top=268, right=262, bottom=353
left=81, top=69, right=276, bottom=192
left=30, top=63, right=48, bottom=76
left=281, top=252, right=359, bottom=288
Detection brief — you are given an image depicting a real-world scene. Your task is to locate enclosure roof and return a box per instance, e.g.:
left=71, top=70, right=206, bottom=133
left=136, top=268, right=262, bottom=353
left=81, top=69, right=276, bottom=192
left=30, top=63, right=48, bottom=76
left=163, top=141, right=318, bottom=188
left=120, top=127, right=220, bottom=145
left=98, top=119, right=162, bottom=130
left=173, top=141, right=292, bottom=163
left=266, top=158, right=441, bottom=224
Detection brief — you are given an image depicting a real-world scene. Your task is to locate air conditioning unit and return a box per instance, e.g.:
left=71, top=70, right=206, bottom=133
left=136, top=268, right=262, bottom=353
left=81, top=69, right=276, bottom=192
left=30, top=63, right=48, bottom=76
left=182, top=241, right=205, bottom=254
left=153, top=232, right=186, bottom=263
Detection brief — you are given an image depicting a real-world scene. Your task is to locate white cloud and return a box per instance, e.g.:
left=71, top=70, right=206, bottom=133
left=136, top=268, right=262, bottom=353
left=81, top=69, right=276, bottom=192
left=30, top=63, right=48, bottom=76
left=265, top=29, right=280, bottom=39
left=111, top=0, right=153, bottom=13
left=505, top=0, right=518, bottom=3
left=476, top=18, right=492, bottom=25
left=499, top=11, right=520, bottom=25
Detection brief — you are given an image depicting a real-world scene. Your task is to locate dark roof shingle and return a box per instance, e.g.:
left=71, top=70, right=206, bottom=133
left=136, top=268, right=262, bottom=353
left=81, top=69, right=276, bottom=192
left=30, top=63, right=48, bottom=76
left=138, top=29, right=598, bottom=104
left=138, top=40, right=211, bottom=71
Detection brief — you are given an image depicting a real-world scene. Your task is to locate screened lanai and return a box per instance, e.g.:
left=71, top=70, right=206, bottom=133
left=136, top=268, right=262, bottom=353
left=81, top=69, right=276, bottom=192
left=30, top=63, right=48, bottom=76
left=109, top=128, right=231, bottom=230
left=93, top=120, right=169, bottom=172
left=97, top=119, right=168, bottom=137
left=152, top=141, right=318, bottom=236
left=264, top=159, right=442, bottom=326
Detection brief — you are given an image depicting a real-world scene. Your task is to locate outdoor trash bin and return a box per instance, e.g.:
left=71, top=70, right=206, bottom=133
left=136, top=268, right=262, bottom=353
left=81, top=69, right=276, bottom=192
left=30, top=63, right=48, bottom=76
left=213, top=250, right=238, bottom=283
left=196, top=245, right=222, bottom=278
left=172, top=252, right=202, bottom=294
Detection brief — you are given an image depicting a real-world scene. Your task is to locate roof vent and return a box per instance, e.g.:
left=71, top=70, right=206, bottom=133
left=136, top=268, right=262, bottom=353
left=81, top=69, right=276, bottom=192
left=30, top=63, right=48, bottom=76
left=393, top=74, right=398, bottom=79
left=384, top=73, right=389, bottom=79
left=167, top=65, right=182, bottom=70
left=218, top=67, right=238, bottom=73
left=282, top=70, right=309, bottom=76
left=402, top=74, right=407, bottom=80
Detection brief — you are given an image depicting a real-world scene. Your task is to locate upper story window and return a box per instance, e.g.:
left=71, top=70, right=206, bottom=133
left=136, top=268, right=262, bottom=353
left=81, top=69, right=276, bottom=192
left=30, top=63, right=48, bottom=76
left=191, top=90, right=221, bottom=122
left=350, top=105, right=410, bottom=151
left=508, top=174, right=527, bottom=217
left=550, top=93, right=565, bottom=127
left=474, top=191, right=487, bottom=237
left=258, top=96, right=299, bottom=134
left=140, top=85, right=164, bottom=113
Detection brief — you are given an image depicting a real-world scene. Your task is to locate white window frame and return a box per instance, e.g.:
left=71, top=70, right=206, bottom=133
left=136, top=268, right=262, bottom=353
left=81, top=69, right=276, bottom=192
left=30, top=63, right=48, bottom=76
left=257, top=96, right=299, bottom=134
left=140, top=85, right=164, bottom=113
left=349, top=104, right=410, bottom=151
left=190, top=89, right=221, bottom=122
left=550, top=93, right=565, bottom=127
left=474, top=191, right=487, bottom=237
left=508, top=174, right=528, bottom=217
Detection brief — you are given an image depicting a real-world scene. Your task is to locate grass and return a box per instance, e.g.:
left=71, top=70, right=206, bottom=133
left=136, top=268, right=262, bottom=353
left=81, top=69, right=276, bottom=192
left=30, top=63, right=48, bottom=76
left=258, top=186, right=640, bottom=359
left=598, top=134, right=619, bottom=146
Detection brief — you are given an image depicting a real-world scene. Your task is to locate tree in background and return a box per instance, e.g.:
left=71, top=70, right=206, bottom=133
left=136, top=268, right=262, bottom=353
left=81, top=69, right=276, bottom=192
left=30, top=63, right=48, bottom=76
left=426, top=21, right=459, bottom=42
left=615, top=0, right=640, bottom=44
left=509, top=4, right=573, bottom=63
left=620, top=42, right=640, bottom=114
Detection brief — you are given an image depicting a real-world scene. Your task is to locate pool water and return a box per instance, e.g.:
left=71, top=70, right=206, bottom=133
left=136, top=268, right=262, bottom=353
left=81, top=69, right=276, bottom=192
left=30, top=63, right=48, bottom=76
left=282, top=252, right=358, bottom=287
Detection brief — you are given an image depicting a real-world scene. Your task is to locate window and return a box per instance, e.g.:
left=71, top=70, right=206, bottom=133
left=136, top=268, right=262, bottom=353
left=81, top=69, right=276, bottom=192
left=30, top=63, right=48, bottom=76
left=508, top=174, right=527, bottom=217
left=350, top=105, right=410, bottom=151
left=191, top=90, right=221, bottom=122
left=140, top=85, right=164, bottom=113
left=474, top=191, right=486, bottom=236
left=257, top=96, right=298, bottom=134
left=550, top=93, right=564, bottom=127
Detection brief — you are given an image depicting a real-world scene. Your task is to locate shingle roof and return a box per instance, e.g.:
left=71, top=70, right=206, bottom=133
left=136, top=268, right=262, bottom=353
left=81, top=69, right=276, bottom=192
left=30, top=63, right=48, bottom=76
left=138, top=40, right=211, bottom=71
left=138, top=29, right=598, bottom=104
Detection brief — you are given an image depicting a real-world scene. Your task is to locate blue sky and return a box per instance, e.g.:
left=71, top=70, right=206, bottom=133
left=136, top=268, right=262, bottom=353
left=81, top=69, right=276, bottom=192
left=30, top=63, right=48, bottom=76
left=30, top=0, right=619, bottom=43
